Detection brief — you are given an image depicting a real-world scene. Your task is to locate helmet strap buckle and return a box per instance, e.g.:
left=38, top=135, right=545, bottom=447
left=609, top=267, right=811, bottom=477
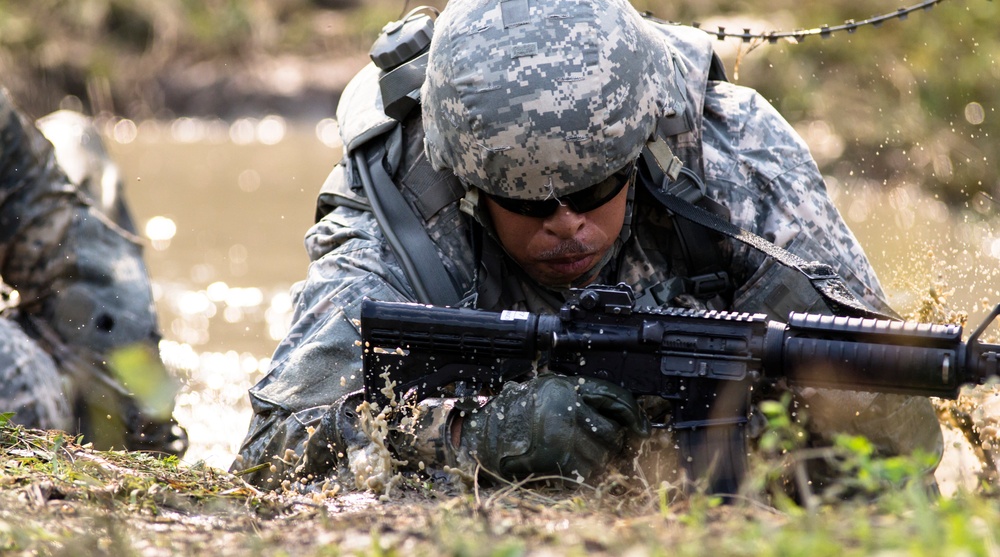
left=460, top=188, right=480, bottom=217
left=646, top=136, right=684, bottom=182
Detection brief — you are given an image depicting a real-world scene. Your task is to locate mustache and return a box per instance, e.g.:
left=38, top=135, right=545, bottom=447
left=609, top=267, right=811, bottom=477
left=537, top=240, right=594, bottom=260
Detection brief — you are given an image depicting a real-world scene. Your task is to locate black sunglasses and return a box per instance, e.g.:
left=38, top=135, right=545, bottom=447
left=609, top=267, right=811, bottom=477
left=484, top=161, right=636, bottom=218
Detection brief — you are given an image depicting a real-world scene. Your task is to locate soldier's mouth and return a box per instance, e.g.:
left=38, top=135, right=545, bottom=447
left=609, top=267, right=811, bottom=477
left=540, top=253, right=597, bottom=279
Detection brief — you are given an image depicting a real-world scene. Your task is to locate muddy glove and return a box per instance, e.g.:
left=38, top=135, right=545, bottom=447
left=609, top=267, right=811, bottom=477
left=459, top=374, right=650, bottom=483
left=301, top=391, right=371, bottom=479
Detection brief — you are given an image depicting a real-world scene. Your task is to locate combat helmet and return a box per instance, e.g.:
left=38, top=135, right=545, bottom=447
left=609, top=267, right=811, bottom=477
left=422, top=0, right=679, bottom=201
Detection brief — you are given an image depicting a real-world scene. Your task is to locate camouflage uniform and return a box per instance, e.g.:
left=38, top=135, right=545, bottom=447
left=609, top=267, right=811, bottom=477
left=234, top=0, right=942, bottom=489
left=0, top=88, right=186, bottom=455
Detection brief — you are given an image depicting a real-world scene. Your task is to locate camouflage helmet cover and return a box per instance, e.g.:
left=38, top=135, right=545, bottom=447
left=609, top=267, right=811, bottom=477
left=422, top=0, right=678, bottom=200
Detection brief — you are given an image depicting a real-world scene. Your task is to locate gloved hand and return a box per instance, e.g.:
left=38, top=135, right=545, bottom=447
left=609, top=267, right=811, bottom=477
left=458, top=374, right=650, bottom=483
left=301, top=391, right=371, bottom=479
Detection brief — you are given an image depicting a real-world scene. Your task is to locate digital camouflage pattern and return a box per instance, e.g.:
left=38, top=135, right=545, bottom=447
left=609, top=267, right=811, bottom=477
left=233, top=0, right=941, bottom=490
left=0, top=88, right=186, bottom=455
left=422, top=0, right=675, bottom=200
left=0, top=318, right=71, bottom=430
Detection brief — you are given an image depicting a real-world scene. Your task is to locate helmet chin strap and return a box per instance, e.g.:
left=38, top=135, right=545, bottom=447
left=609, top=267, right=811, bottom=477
left=619, top=180, right=636, bottom=245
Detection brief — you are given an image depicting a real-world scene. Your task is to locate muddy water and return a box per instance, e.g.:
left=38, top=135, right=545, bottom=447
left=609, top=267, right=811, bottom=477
left=106, top=120, right=1000, bottom=483
left=108, top=117, right=340, bottom=469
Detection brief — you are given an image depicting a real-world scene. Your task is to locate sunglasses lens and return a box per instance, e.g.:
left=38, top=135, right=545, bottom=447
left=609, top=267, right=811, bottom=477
left=564, top=170, right=631, bottom=213
left=488, top=197, right=559, bottom=218
left=486, top=161, right=635, bottom=218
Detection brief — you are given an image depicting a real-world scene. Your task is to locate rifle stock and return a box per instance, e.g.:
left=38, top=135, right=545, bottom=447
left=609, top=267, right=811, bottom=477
left=360, top=284, right=1000, bottom=493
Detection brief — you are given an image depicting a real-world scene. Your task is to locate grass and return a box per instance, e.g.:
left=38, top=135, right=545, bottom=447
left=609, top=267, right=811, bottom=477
left=3, top=404, right=1000, bottom=556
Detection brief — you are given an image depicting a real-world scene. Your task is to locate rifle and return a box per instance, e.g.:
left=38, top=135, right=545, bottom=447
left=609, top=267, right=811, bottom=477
left=360, top=283, right=1000, bottom=493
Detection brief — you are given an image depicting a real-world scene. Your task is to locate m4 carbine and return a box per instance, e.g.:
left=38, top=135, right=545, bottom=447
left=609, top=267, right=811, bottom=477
left=360, top=283, right=1000, bottom=494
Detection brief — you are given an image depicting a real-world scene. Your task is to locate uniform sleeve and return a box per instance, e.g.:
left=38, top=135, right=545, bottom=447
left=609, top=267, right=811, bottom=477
left=232, top=194, right=416, bottom=488
left=700, top=81, right=893, bottom=318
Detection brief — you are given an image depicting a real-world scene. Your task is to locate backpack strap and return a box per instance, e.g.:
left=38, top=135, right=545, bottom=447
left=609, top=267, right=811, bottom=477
left=641, top=138, right=896, bottom=320
left=353, top=142, right=464, bottom=306
left=638, top=143, right=733, bottom=307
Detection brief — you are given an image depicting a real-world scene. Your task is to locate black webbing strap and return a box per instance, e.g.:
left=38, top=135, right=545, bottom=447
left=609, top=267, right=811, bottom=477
left=354, top=144, right=463, bottom=306
left=640, top=176, right=897, bottom=320
left=401, top=154, right=466, bottom=221
left=639, top=147, right=731, bottom=295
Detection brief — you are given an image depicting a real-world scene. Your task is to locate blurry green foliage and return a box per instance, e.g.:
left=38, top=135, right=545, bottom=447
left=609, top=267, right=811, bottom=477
left=641, top=0, right=998, bottom=203
left=107, top=343, right=180, bottom=421
left=0, top=0, right=995, bottom=202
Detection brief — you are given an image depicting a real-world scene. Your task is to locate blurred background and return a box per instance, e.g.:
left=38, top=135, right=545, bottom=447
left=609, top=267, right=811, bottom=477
left=1, top=0, right=997, bottom=470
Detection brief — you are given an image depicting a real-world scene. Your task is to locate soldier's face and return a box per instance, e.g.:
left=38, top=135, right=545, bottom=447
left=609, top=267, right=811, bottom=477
left=483, top=183, right=629, bottom=287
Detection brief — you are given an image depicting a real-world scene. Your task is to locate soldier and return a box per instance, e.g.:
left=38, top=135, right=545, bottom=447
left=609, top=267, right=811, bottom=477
left=234, top=0, right=941, bottom=492
left=0, top=87, right=187, bottom=456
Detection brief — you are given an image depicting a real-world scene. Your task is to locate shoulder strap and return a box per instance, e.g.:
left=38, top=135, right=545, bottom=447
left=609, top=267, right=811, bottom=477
left=354, top=143, right=464, bottom=306
left=638, top=146, right=732, bottom=304
left=639, top=152, right=896, bottom=320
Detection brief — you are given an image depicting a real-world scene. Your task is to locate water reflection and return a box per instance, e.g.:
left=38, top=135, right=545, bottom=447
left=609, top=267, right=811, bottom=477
left=827, top=175, right=1000, bottom=315
left=109, top=113, right=342, bottom=149
left=107, top=118, right=337, bottom=469
left=161, top=339, right=270, bottom=470
left=145, top=215, right=177, bottom=250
